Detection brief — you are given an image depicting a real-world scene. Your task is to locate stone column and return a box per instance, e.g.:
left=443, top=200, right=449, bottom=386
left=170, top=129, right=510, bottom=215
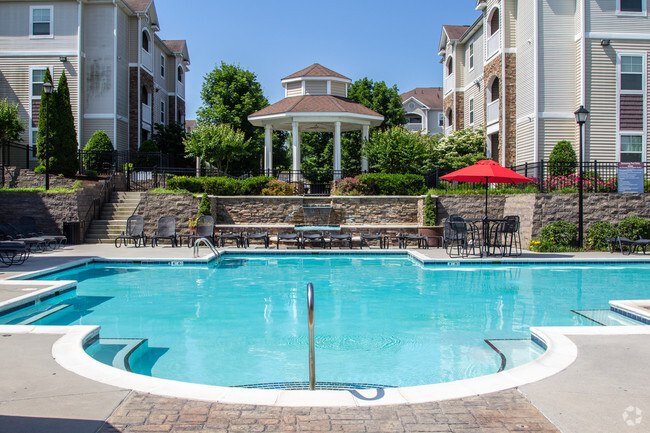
left=334, top=121, right=342, bottom=180
left=361, top=124, right=370, bottom=172
left=292, top=121, right=300, bottom=172
left=264, top=124, right=273, bottom=174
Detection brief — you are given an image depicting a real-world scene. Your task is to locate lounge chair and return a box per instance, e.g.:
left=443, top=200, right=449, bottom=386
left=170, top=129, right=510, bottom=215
left=403, top=234, right=428, bottom=249
left=187, top=216, right=215, bottom=247
left=151, top=216, right=178, bottom=247
left=18, top=216, right=67, bottom=248
left=302, top=232, right=326, bottom=249
left=276, top=233, right=301, bottom=249
left=0, top=224, right=49, bottom=252
left=115, top=215, right=146, bottom=248
left=0, top=240, right=30, bottom=266
left=217, top=232, right=242, bottom=248
left=607, top=236, right=650, bottom=255
left=245, top=232, right=269, bottom=248
left=328, top=233, right=352, bottom=249
left=360, top=233, right=384, bottom=249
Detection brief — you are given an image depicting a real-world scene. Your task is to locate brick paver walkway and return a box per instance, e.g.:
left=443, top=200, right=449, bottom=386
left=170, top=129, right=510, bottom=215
left=99, top=389, right=559, bottom=433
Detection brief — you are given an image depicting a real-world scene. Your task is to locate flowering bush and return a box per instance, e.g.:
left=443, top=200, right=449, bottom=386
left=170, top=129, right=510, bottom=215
left=261, top=179, right=293, bottom=196
left=530, top=173, right=617, bottom=193
left=332, top=177, right=370, bottom=196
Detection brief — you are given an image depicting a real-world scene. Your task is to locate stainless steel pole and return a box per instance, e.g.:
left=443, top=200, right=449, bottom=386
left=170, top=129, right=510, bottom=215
left=307, top=282, right=315, bottom=390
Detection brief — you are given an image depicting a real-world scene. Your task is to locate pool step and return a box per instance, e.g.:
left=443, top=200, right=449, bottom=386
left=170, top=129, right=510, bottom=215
left=572, top=309, right=647, bottom=326
left=0, top=303, right=71, bottom=325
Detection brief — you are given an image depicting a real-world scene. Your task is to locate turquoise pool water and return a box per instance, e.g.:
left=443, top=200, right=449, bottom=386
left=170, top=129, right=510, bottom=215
left=5, top=256, right=650, bottom=387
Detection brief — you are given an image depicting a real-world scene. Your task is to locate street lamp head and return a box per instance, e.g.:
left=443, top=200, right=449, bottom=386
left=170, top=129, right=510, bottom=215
left=574, top=105, right=589, bottom=125
left=43, top=81, right=54, bottom=95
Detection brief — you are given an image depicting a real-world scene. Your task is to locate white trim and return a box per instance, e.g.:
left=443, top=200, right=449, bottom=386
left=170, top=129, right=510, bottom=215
left=30, top=5, right=53, bottom=39
left=517, top=114, right=535, bottom=125
left=117, top=115, right=128, bottom=123
left=616, top=51, right=647, bottom=162
left=486, top=122, right=499, bottom=135
left=0, top=51, right=76, bottom=57
left=574, top=33, right=582, bottom=42
left=84, top=113, right=115, bottom=119
left=129, top=62, right=139, bottom=67
left=160, top=54, right=165, bottom=77
left=586, top=32, right=650, bottom=41
left=249, top=112, right=384, bottom=123
left=581, top=0, right=586, bottom=108
left=28, top=66, right=52, bottom=159
left=468, top=42, right=475, bottom=72
left=616, top=0, right=647, bottom=16
left=539, top=112, right=576, bottom=119
left=402, top=96, right=430, bottom=109
left=326, top=80, right=331, bottom=95
left=282, top=76, right=351, bottom=85
left=504, top=48, right=517, bottom=54
left=469, top=97, right=475, bottom=127
left=160, top=99, right=165, bottom=125
left=500, top=3, right=506, bottom=165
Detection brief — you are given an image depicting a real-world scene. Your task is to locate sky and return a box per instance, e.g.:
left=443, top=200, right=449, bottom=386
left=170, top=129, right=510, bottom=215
left=154, top=0, right=481, bottom=120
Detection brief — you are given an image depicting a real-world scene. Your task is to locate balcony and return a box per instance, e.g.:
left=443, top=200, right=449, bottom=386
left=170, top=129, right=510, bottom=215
left=486, top=29, right=500, bottom=60
left=176, top=80, right=185, bottom=99
left=142, top=103, right=152, bottom=125
left=141, top=48, right=153, bottom=72
left=445, top=126, right=452, bottom=136
left=487, top=99, right=499, bottom=125
left=405, top=123, right=423, bottom=132
left=445, top=74, right=454, bottom=94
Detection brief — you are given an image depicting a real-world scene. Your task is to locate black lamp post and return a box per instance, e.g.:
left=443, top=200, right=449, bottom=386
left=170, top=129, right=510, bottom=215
left=43, top=81, right=54, bottom=190
left=574, top=105, right=589, bottom=248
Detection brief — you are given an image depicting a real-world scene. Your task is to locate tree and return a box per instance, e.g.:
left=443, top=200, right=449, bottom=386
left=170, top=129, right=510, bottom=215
left=0, top=99, right=25, bottom=143
left=36, top=68, right=54, bottom=171
left=136, top=139, right=159, bottom=168
left=152, top=121, right=186, bottom=162
left=364, top=127, right=431, bottom=174
left=197, top=62, right=268, bottom=172
left=548, top=140, right=577, bottom=176
left=347, top=78, right=406, bottom=130
left=83, top=130, right=114, bottom=172
left=430, top=128, right=485, bottom=171
left=184, top=123, right=251, bottom=174
left=51, top=71, right=79, bottom=177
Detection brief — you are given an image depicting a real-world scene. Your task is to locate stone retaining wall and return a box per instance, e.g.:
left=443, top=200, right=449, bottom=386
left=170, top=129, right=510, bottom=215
left=3, top=167, right=78, bottom=189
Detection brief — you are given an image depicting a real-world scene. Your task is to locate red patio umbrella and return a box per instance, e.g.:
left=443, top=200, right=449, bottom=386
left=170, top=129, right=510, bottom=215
left=440, top=160, right=533, bottom=219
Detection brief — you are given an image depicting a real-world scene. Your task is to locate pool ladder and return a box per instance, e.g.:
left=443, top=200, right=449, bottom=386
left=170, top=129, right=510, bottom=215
left=307, top=282, right=315, bottom=390
left=192, top=237, right=221, bottom=264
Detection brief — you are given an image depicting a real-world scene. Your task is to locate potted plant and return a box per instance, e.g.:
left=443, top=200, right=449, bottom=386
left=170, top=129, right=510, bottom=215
left=188, top=218, right=197, bottom=236
left=418, top=195, right=444, bottom=247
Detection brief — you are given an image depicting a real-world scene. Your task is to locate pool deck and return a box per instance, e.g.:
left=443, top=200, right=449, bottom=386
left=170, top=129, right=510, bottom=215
left=1, top=244, right=649, bottom=432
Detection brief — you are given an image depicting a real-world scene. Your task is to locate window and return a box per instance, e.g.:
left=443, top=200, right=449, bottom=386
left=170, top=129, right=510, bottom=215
left=406, top=115, right=421, bottom=124
left=621, top=135, right=643, bottom=161
left=469, top=98, right=475, bottom=125
left=446, top=57, right=453, bottom=76
left=438, top=112, right=444, bottom=127
left=141, top=86, right=149, bottom=105
left=29, top=68, right=48, bottom=158
left=177, top=66, right=183, bottom=83
left=30, top=6, right=52, bottom=38
left=142, top=31, right=149, bottom=52
left=160, top=55, right=165, bottom=77
left=621, top=56, right=643, bottom=91
left=160, top=100, right=165, bottom=124
left=469, top=43, right=474, bottom=70
left=620, top=0, right=643, bottom=12
left=489, top=8, right=500, bottom=36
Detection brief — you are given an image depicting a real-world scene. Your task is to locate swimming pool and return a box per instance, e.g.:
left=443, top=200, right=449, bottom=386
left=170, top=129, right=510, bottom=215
left=4, top=255, right=649, bottom=388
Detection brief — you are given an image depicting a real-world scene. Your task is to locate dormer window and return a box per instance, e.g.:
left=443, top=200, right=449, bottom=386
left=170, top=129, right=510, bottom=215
left=142, top=31, right=150, bottom=52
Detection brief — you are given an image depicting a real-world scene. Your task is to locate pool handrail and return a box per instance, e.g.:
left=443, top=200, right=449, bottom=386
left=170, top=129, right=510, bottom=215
left=193, top=237, right=221, bottom=263
left=307, top=282, right=315, bottom=390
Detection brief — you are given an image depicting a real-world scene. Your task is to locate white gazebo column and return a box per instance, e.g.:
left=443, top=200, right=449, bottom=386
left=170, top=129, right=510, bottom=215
left=361, top=124, right=370, bottom=172
left=292, top=121, right=301, bottom=173
left=333, top=121, right=342, bottom=180
left=264, top=124, right=273, bottom=174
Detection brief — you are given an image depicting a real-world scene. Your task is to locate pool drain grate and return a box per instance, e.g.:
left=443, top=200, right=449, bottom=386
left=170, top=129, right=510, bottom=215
left=233, top=381, right=395, bottom=390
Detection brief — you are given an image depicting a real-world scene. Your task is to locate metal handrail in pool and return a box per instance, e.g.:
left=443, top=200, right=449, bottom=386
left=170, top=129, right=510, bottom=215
left=193, top=237, right=221, bottom=263
left=307, top=282, right=315, bottom=390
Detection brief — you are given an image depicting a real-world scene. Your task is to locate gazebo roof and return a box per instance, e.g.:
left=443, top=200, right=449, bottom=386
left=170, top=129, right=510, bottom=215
left=282, top=63, right=350, bottom=81
left=250, top=95, right=381, bottom=118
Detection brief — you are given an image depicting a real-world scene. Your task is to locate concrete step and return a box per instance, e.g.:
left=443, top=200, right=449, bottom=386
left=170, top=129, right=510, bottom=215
left=101, top=202, right=139, bottom=210
left=100, top=210, right=136, bottom=218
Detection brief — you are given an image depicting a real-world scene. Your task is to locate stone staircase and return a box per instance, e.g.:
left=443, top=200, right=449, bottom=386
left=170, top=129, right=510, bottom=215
left=85, top=192, right=143, bottom=244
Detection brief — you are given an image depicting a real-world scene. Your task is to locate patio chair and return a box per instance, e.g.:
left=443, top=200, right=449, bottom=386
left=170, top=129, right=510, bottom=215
left=7, top=222, right=57, bottom=250
left=491, top=216, right=522, bottom=256
left=187, top=216, right=215, bottom=247
left=244, top=232, right=270, bottom=248
left=360, top=233, right=384, bottom=249
left=302, top=232, right=326, bottom=249
left=444, top=216, right=477, bottom=258
left=18, top=216, right=67, bottom=248
left=607, top=236, right=650, bottom=255
left=151, top=216, right=178, bottom=248
left=0, top=224, right=49, bottom=252
left=328, top=233, right=352, bottom=249
left=217, top=231, right=242, bottom=248
left=115, top=215, right=146, bottom=248
left=276, top=232, right=301, bottom=249
left=0, top=240, right=30, bottom=266
left=403, top=234, right=428, bottom=249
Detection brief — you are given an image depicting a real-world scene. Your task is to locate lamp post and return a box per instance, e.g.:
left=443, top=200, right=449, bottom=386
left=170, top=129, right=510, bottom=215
left=43, top=81, right=54, bottom=190
left=574, top=105, right=589, bottom=249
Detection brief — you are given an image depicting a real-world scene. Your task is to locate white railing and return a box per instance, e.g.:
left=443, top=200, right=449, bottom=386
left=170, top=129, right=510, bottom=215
left=445, top=126, right=452, bottom=136
left=445, top=73, right=454, bottom=94
left=487, top=99, right=499, bottom=125
left=141, top=48, right=153, bottom=72
left=486, top=29, right=500, bottom=59
left=142, top=103, right=152, bottom=125
left=176, top=80, right=185, bottom=99
left=405, top=123, right=423, bottom=132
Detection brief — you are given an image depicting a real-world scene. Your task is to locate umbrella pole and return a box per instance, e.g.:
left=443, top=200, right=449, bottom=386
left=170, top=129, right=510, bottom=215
left=485, top=177, right=489, bottom=219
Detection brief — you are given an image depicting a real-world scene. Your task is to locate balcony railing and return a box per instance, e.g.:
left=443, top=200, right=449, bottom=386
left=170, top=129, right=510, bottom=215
left=142, top=103, right=152, bottom=125
left=141, top=48, right=153, bottom=72
left=405, top=123, right=423, bottom=132
left=487, top=29, right=500, bottom=59
left=445, top=126, right=452, bottom=136
left=487, top=99, right=499, bottom=125
left=445, top=74, right=454, bottom=94
left=176, top=80, right=185, bottom=98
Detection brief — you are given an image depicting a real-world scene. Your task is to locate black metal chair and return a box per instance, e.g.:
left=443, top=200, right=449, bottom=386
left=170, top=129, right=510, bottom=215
left=0, top=240, right=30, bottom=266
left=328, top=233, right=352, bottom=249
left=302, top=232, right=326, bottom=249
left=151, top=216, right=178, bottom=247
left=187, top=216, right=214, bottom=247
left=245, top=232, right=270, bottom=248
left=403, top=234, right=428, bottom=249
left=18, top=216, right=67, bottom=248
left=491, top=216, right=522, bottom=256
left=360, top=233, right=384, bottom=249
left=115, top=215, right=146, bottom=248
left=0, top=224, right=49, bottom=252
left=217, top=231, right=243, bottom=248
left=276, top=233, right=301, bottom=249
left=444, top=216, right=476, bottom=257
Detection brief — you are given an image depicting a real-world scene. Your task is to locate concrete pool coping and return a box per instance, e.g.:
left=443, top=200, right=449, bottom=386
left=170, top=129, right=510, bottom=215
left=1, top=245, right=650, bottom=409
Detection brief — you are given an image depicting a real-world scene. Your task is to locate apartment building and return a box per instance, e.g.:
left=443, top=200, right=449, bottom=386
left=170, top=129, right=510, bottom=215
left=440, top=0, right=649, bottom=166
left=0, top=0, right=190, bottom=163
left=401, top=87, right=444, bottom=135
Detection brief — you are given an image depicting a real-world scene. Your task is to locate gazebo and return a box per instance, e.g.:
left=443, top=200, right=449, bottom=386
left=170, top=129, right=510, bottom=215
left=248, top=64, right=384, bottom=180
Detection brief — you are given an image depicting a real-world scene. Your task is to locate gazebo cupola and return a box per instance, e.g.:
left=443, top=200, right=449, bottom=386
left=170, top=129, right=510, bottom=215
left=248, top=64, right=384, bottom=179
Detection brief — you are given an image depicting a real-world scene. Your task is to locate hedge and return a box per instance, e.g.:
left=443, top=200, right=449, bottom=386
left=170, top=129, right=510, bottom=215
left=356, top=173, right=426, bottom=195
left=166, top=176, right=273, bottom=195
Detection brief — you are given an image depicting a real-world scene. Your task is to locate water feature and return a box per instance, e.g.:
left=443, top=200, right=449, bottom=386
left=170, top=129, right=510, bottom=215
left=302, top=204, right=332, bottom=225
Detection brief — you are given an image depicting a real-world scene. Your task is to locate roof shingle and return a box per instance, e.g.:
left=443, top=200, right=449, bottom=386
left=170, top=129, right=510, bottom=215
left=282, top=64, right=350, bottom=81
left=249, top=95, right=382, bottom=118
left=443, top=25, right=470, bottom=41
left=400, top=88, right=443, bottom=110
left=123, top=0, right=151, bottom=13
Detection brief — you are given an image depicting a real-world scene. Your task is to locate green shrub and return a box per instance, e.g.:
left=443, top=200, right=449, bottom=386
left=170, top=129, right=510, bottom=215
left=357, top=173, right=426, bottom=195
left=197, top=193, right=212, bottom=217
left=72, top=180, right=82, bottom=189
left=617, top=216, right=650, bottom=240
left=136, top=139, right=159, bottom=167
left=423, top=195, right=437, bottom=226
left=548, top=140, right=577, bottom=177
left=585, top=221, right=618, bottom=251
left=83, top=130, right=114, bottom=172
left=332, top=177, right=370, bottom=196
left=167, top=176, right=204, bottom=193
left=261, top=179, right=294, bottom=196
left=540, top=220, right=578, bottom=248
left=240, top=176, right=273, bottom=195
left=34, top=165, right=46, bottom=174
left=203, top=177, right=241, bottom=195
left=85, top=169, right=98, bottom=179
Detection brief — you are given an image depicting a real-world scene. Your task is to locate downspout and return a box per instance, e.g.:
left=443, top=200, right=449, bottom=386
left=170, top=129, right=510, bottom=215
left=137, top=15, right=141, bottom=154
left=77, top=0, right=82, bottom=150
left=533, top=0, right=540, bottom=164
left=581, top=0, right=587, bottom=159
left=113, top=1, right=118, bottom=149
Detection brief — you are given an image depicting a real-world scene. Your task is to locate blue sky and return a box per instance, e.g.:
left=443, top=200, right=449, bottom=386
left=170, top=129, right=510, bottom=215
left=154, top=0, right=481, bottom=120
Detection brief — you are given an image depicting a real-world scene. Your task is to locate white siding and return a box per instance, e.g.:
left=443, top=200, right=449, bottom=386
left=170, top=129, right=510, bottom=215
left=539, top=119, right=576, bottom=159
left=427, top=110, right=444, bottom=135
left=504, top=0, right=517, bottom=49
left=82, top=3, right=115, bottom=115
left=587, top=0, right=650, bottom=34
left=0, top=1, right=79, bottom=52
left=538, top=0, right=577, bottom=113
left=516, top=0, right=535, bottom=118
left=465, top=28, right=485, bottom=85
left=305, top=80, right=327, bottom=95
left=116, top=8, right=129, bottom=120
left=516, top=120, right=535, bottom=164
left=286, top=81, right=301, bottom=97
left=82, top=118, right=113, bottom=149
left=331, top=81, right=346, bottom=97
left=128, top=16, right=139, bottom=63
left=464, top=85, right=484, bottom=129
left=116, top=118, right=129, bottom=152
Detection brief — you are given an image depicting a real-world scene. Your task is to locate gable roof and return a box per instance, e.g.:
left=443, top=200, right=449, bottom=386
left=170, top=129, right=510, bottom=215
left=400, top=88, right=443, bottom=110
left=123, top=0, right=151, bottom=13
left=282, top=63, right=350, bottom=81
left=249, top=95, right=382, bottom=119
left=164, top=40, right=185, bottom=53
left=443, top=25, right=470, bottom=41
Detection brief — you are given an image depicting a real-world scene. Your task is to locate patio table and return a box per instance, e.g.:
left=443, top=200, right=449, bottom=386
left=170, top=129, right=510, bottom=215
left=465, top=218, right=507, bottom=257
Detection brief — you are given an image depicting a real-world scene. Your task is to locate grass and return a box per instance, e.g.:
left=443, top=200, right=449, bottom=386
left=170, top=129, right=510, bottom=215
left=0, top=186, right=77, bottom=193
left=149, top=188, right=191, bottom=194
